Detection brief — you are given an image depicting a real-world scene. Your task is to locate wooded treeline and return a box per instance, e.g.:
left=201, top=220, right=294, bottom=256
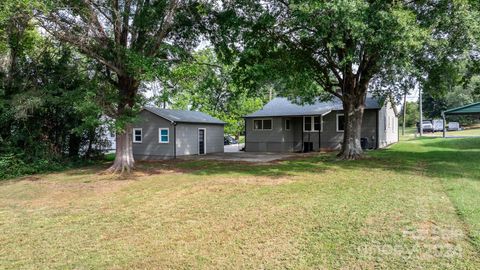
left=1, top=0, right=479, bottom=176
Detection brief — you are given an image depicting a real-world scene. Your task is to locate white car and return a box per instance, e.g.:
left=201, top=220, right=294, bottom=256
left=417, top=120, right=433, bottom=133
left=448, top=122, right=460, bottom=131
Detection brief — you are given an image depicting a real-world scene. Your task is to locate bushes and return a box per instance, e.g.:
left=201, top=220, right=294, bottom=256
left=0, top=153, right=65, bottom=180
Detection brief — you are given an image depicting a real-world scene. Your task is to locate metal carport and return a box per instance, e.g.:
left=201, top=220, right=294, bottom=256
left=442, top=102, right=480, bottom=137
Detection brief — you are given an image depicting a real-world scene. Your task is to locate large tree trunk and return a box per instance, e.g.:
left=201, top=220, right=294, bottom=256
left=107, top=76, right=139, bottom=173
left=337, top=91, right=367, bottom=160
left=108, top=124, right=135, bottom=173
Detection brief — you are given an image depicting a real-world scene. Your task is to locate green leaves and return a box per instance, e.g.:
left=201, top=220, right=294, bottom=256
left=152, top=48, right=266, bottom=135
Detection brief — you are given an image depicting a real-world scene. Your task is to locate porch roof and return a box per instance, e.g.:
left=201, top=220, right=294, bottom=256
left=245, top=96, right=381, bottom=118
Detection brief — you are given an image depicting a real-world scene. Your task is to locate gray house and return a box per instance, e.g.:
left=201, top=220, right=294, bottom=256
left=244, top=96, right=398, bottom=152
left=132, top=107, right=225, bottom=160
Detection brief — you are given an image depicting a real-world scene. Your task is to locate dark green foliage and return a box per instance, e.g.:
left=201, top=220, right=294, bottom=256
left=0, top=153, right=64, bottom=179
left=400, top=101, right=420, bottom=127
left=0, top=3, right=109, bottom=178
left=154, top=49, right=266, bottom=135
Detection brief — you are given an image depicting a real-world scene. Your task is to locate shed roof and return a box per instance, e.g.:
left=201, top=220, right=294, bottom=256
left=144, top=107, right=225, bottom=125
left=444, top=102, right=480, bottom=116
left=245, top=95, right=382, bottom=118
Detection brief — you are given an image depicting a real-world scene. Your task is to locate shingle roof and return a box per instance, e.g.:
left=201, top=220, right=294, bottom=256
left=245, top=96, right=382, bottom=118
left=144, top=107, right=225, bottom=124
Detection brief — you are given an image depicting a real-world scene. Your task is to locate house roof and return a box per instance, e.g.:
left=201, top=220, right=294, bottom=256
left=245, top=95, right=382, bottom=118
left=444, top=102, right=480, bottom=115
left=144, top=107, right=225, bottom=125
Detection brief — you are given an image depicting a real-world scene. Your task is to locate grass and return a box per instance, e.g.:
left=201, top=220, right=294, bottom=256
left=439, top=127, right=480, bottom=136
left=400, top=126, right=480, bottom=138
left=0, top=138, right=479, bottom=269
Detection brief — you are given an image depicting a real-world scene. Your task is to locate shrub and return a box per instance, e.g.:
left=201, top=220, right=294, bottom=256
left=0, top=153, right=65, bottom=180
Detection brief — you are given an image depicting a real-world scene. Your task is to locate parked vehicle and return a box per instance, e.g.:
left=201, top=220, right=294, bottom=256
left=448, top=122, right=460, bottom=131
left=417, top=120, right=434, bottom=133
left=224, top=135, right=238, bottom=145
left=432, top=119, right=444, bottom=132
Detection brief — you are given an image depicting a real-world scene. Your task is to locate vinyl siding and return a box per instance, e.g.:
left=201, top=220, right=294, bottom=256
left=175, top=123, right=224, bottom=156
left=132, top=110, right=225, bottom=160
left=245, top=109, right=380, bottom=152
left=378, top=100, right=399, bottom=148
left=132, top=110, right=174, bottom=160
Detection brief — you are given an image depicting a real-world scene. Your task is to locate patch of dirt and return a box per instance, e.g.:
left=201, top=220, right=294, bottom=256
left=14, top=178, right=134, bottom=208
left=21, top=176, right=42, bottom=181
left=163, top=176, right=294, bottom=200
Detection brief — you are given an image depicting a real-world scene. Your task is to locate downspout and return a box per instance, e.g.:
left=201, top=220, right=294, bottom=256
left=376, top=110, right=379, bottom=149
left=442, top=111, right=446, bottom=138
left=173, top=122, right=177, bottom=159
left=318, top=115, right=321, bottom=152
left=244, top=118, right=247, bottom=152
left=301, top=118, right=304, bottom=152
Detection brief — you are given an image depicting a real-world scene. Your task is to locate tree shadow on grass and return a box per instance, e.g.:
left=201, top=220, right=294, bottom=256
left=13, top=137, right=480, bottom=184
left=163, top=137, right=480, bottom=182
left=141, top=155, right=333, bottom=179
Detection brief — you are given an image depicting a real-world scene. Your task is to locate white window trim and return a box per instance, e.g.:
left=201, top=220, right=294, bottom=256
left=253, top=118, right=273, bottom=131
left=198, top=128, right=206, bottom=155
left=336, top=114, right=345, bottom=133
left=303, top=116, right=323, bottom=132
left=133, top=128, right=142, bottom=143
left=285, top=119, right=291, bottom=131
left=158, top=128, right=169, bottom=143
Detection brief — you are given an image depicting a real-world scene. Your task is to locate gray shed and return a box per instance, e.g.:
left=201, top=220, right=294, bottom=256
left=132, top=107, right=225, bottom=160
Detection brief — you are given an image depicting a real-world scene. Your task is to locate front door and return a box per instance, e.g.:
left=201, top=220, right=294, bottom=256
left=198, top=129, right=206, bottom=155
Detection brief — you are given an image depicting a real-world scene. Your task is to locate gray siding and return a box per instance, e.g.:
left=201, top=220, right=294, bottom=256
left=175, top=123, right=224, bottom=156
left=132, top=110, right=174, bottom=160
left=245, top=109, right=380, bottom=152
left=132, top=110, right=225, bottom=160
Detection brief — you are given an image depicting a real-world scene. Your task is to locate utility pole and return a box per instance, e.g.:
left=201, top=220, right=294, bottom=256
left=402, top=90, right=407, bottom=136
left=419, top=88, right=423, bottom=136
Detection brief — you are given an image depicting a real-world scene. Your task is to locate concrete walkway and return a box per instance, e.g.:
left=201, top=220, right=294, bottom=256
left=178, top=151, right=298, bottom=163
left=224, top=143, right=245, bottom=153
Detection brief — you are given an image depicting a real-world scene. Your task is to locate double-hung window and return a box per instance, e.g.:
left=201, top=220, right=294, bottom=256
left=133, top=128, right=142, bottom=143
left=253, top=119, right=272, bottom=130
left=159, top=128, right=169, bottom=143
left=285, top=119, right=291, bottom=130
left=303, top=116, right=322, bottom=132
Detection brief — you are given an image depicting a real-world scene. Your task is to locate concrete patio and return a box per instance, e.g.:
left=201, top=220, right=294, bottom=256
left=178, top=151, right=299, bottom=163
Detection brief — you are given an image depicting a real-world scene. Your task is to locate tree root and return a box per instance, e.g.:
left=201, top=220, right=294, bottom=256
left=336, top=149, right=364, bottom=160
left=106, top=160, right=135, bottom=174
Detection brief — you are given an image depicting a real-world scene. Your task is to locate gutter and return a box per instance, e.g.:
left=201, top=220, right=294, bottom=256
left=173, top=122, right=177, bottom=159
left=376, top=109, right=379, bottom=149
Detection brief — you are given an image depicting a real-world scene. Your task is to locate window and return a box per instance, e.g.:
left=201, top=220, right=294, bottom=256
left=159, top=128, right=169, bottom=143
left=303, top=116, right=322, bottom=132
left=336, top=114, right=345, bottom=132
left=133, top=128, right=142, bottom=143
left=253, top=119, right=272, bottom=130
left=304, top=117, right=311, bottom=131
left=314, top=116, right=321, bottom=131
left=285, top=119, right=291, bottom=130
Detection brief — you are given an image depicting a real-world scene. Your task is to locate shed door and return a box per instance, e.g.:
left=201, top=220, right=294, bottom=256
left=198, top=129, right=206, bottom=155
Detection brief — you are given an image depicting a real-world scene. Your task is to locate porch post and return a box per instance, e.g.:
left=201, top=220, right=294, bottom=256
left=318, top=115, right=321, bottom=152
left=301, top=117, right=304, bottom=152
left=442, top=112, right=446, bottom=138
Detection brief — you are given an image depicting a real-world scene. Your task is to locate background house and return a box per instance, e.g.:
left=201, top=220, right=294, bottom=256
left=244, top=96, right=398, bottom=152
left=132, top=107, right=225, bottom=160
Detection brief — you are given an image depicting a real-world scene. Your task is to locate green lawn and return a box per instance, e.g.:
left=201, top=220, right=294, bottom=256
left=0, top=138, right=479, bottom=269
